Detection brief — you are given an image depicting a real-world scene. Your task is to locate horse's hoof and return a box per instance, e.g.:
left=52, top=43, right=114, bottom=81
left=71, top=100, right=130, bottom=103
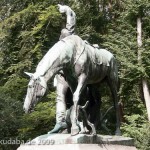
left=71, top=126, right=80, bottom=136
left=115, top=130, right=122, bottom=136
left=79, top=130, right=86, bottom=134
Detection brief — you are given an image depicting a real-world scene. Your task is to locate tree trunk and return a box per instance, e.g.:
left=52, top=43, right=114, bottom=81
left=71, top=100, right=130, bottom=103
left=137, top=17, right=142, bottom=63
left=142, top=79, right=150, bottom=121
left=137, top=17, right=150, bottom=121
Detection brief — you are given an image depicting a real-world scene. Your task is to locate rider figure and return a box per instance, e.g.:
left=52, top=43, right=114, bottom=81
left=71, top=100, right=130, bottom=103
left=58, top=4, right=76, bottom=40
left=48, top=4, right=76, bottom=134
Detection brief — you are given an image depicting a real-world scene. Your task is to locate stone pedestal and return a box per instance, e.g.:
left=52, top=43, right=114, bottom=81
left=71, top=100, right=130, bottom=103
left=17, top=134, right=137, bottom=150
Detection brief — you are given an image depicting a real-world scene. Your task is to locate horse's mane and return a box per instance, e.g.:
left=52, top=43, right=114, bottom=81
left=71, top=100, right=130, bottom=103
left=35, top=41, right=66, bottom=77
left=34, top=35, right=82, bottom=77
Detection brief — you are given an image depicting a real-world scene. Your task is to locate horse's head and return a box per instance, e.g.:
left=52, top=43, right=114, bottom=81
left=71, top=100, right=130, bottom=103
left=23, top=72, right=47, bottom=113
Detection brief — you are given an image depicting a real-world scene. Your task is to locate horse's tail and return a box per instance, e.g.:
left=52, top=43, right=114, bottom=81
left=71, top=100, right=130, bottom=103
left=110, top=57, right=118, bottom=87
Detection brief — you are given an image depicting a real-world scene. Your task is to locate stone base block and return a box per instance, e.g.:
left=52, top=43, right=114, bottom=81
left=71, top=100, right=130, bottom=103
left=17, top=134, right=137, bottom=150
left=17, top=144, right=137, bottom=150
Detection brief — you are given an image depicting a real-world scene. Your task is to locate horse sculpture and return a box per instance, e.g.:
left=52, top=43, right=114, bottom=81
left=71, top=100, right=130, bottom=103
left=23, top=35, right=121, bottom=136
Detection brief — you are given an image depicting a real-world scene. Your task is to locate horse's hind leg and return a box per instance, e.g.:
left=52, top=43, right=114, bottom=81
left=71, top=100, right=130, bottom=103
left=87, top=85, right=101, bottom=129
left=107, top=74, right=121, bottom=136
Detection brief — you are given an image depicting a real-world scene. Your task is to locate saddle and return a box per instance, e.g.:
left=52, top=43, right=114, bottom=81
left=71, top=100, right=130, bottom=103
left=84, top=40, right=110, bottom=66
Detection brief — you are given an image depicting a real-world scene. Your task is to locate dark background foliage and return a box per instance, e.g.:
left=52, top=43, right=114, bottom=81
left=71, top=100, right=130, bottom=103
left=0, top=0, right=150, bottom=149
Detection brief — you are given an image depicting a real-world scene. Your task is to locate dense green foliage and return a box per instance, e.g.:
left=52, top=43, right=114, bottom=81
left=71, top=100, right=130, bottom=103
left=0, top=0, right=150, bottom=149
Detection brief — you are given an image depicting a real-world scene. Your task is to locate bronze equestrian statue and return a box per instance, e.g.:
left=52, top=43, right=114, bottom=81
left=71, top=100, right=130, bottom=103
left=23, top=34, right=121, bottom=136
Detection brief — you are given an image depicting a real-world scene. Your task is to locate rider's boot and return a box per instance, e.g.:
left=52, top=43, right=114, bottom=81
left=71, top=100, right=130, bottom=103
left=48, top=74, right=69, bottom=134
left=48, top=121, right=68, bottom=134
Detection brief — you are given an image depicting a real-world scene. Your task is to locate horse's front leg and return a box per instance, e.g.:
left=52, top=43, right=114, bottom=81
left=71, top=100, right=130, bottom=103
left=71, top=74, right=87, bottom=136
